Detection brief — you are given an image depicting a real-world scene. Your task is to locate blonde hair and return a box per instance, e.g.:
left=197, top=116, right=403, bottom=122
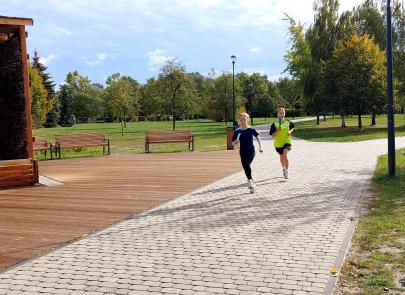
left=239, top=112, right=250, bottom=119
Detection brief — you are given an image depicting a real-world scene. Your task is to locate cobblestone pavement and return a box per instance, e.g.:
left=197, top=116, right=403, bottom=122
left=1, top=136, right=405, bottom=295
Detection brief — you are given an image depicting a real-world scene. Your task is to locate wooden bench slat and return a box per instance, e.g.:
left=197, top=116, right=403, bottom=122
left=54, top=133, right=110, bottom=159
left=144, top=130, right=194, bottom=153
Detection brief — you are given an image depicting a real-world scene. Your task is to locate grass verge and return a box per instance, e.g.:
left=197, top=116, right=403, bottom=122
left=337, top=148, right=405, bottom=295
left=294, top=115, right=405, bottom=142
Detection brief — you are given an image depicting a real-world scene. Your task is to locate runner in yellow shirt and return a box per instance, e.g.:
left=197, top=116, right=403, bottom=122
left=269, top=108, right=295, bottom=179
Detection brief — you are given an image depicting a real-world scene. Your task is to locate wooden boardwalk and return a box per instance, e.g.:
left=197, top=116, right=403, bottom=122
left=0, top=151, right=240, bottom=271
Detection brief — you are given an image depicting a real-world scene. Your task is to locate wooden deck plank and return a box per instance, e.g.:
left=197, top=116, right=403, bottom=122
left=0, top=151, right=240, bottom=270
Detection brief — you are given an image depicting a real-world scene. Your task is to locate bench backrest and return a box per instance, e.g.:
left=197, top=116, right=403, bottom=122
left=55, top=133, right=107, bottom=147
left=145, top=130, right=192, bottom=142
left=33, top=136, right=48, bottom=150
left=0, top=159, right=38, bottom=189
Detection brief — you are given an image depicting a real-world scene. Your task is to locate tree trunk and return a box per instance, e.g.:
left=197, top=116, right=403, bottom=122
left=172, top=113, right=176, bottom=130
left=358, top=113, right=362, bottom=130
left=332, top=113, right=335, bottom=119
left=371, top=113, right=376, bottom=126
left=316, top=115, right=320, bottom=125
left=121, top=119, right=124, bottom=136
left=323, top=115, right=326, bottom=121
left=341, top=114, right=346, bottom=127
left=250, top=115, right=253, bottom=125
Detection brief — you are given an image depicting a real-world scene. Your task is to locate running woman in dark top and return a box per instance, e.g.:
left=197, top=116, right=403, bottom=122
left=232, top=113, right=263, bottom=193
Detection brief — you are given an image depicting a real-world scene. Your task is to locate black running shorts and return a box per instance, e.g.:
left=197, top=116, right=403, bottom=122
left=275, top=143, right=292, bottom=155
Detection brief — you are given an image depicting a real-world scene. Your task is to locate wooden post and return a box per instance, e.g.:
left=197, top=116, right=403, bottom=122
left=18, top=25, right=34, bottom=159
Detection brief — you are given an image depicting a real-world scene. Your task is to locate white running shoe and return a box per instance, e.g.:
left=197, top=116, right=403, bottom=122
left=284, top=169, right=289, bottom=179
left=247, top=179, right=253, bottom=189
left=248, top=180, right=255, bottom=193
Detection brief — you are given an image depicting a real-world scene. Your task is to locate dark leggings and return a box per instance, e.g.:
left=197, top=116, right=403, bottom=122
left=240, top=153, right=255, bottom=180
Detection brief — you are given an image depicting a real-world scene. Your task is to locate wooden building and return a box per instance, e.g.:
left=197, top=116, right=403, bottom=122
left=0, top=16, right=38, bottom=189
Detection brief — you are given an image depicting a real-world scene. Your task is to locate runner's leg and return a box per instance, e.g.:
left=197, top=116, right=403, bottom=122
left=241, top=154, right=253, bottom=180
left=283, top=149, right=289, bottom=169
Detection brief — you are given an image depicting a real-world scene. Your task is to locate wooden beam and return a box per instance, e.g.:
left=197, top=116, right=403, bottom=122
left=18, top=25, right=34, bottom=160
left=0, top=16, right=33, bottom=26
left=0, top=33, right=8, bottom=41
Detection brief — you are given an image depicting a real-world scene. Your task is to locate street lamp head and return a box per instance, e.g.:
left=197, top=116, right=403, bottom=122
left=231, top=55, right=237, bottom=64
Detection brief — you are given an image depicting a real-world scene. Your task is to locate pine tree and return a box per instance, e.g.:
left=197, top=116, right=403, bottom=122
left=32, top=49, right=59, bottom=127
left=58, top=84, right=73, bottom=127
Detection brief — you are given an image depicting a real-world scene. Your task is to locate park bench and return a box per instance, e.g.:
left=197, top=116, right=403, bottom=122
left=0, top=159, right=39, bottom=189
left=33, top=136, right=52, bottom=159
left=54, top=133, right=110, bottom=159
left=145, top=130, right=194, bottom=153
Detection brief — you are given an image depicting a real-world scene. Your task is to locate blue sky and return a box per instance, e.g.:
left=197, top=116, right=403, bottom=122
left=3, top=0, right=363, bottom=86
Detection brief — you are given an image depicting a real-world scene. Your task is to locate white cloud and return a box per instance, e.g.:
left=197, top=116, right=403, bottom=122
left=242, top=67, right=266, bottom=75
left=39, top=54, right=58, bottom=66
left=267, top=73, right=288, bottom=82
left=42, top=22, right=73, bottom=37
left=147, top=49, right=173, bottom=71
left=84, top=53, right=109, bottom=66
left=249, top=46, right=261, bottom=54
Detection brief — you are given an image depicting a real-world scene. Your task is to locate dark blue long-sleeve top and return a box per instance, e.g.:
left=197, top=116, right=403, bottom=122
left=232, top=128, right=260, bottom=156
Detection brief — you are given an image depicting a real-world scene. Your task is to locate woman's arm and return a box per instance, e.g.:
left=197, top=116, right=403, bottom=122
left=255, top=136, right=263, bottom=152
left=269, top=123, right=278, bottom=138
left=232, top=130, right=240, bottom=145
left=288, top=121, right=295, bottom=135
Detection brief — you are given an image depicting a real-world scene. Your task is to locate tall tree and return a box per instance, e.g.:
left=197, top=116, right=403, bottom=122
left=322, top=34, right=386, bottom=130
left=105, top=73, right=139, bottom=132
left=29, top=65, right=52, bottom=128
left=189, top=72, right=207, bottom=119
left=205, top=72, right=244, bottom=123
left=58, top=84, right=73, bottom=127
left=158, top=59, right=196, bottom=130
left=276, top=77, right=303, bottom=115
left=139, top=77, right=161, bottom=120
left=32, top=50, right=58, bottom=127
left=64, top=71, right=103, bottom=122
left=284, top=15, right=313, bottom=100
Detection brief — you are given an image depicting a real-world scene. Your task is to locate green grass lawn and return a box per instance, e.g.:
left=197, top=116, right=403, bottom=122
left=338, top=148, right=405, bottom=294
left=32, top=117, right=301, bottom=159
left=294, top=114, right=405, bottom=142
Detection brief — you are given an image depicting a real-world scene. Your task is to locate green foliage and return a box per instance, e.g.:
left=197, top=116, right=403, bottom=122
left=105, top=73, right=140, bottom=122
left=321, top=34, right=386, bottom=129
left=32, top=50, right=59, bottom=127
left=62, top=71, right=104, bottom=122
left=276, top=77, right=303, bottom=113
left=157, top=59, right=197, bottom=129
left=205, top=72, right=244, bottom=122
left=139, top=77, right=161, bottom=120
left=284, top=15, right=313, bottom=99
left=29, top=65, right=52, bottom=128
left=58, top=84, right=73, bottom=127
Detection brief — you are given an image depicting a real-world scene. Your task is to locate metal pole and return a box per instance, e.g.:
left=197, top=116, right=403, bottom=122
left=387, top=0, right=396, bottom=177
left=232, top=61, right=236, bottom=128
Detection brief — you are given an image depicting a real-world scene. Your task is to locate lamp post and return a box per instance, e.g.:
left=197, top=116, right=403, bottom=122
left=386, top=0, right=396, bottom=177
left=231, top=55, right=237, bottom=128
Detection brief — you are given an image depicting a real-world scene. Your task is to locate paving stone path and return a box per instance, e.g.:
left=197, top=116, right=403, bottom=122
left=1, top=136, right=405, bottom=295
